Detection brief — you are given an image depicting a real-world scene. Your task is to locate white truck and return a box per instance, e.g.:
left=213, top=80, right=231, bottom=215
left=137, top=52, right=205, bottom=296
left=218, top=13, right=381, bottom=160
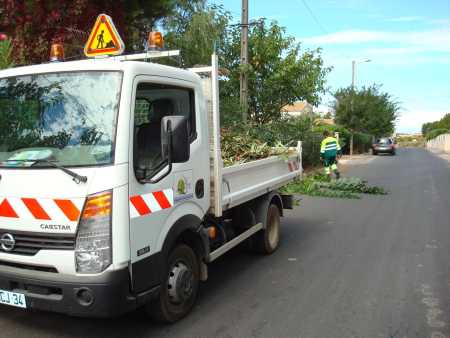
left=0, top=51, right=302, bottom=321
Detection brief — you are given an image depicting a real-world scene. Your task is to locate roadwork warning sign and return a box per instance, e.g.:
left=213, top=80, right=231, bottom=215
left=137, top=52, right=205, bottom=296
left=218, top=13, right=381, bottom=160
left=84, top=14, right=125, bottom=57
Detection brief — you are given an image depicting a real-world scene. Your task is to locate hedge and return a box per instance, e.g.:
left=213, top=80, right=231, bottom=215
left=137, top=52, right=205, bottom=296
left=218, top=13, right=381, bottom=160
left=426, top=128, right=449, bottom=140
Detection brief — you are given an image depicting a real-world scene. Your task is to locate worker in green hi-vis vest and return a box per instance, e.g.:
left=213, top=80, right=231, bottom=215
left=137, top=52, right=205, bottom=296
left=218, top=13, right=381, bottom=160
left=320, top=130, right=342, bottom=179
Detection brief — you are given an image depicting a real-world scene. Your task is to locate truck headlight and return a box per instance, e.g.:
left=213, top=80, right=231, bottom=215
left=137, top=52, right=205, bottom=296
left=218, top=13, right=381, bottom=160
left=75, top=191, right=112, bottom=274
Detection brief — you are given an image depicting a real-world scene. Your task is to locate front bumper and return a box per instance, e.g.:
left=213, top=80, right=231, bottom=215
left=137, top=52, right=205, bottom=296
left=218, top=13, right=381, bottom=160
left=0, top=265, right=160, bottom=317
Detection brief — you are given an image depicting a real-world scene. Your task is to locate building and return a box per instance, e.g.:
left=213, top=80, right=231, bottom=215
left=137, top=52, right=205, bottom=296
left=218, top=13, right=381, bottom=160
left=281, top=101, right=314, bottom=118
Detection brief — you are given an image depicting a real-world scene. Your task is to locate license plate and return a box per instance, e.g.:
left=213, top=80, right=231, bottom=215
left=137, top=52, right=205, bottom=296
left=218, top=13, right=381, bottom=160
left=0, top=289, right=26, bottom=308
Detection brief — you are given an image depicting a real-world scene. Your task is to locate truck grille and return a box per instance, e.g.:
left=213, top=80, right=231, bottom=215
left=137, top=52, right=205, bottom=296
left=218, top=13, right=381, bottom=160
left=0, top=230, right=75, bottom=256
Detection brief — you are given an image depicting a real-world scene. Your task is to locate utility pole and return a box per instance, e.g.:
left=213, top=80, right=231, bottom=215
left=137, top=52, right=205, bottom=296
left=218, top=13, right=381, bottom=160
left=351, top=60, right=356, bottom=89
left=350, top=60, right=356, bottom=156
left=349, top=59, right=370, bottom=156
left=240, top=0, right=249, bottom=122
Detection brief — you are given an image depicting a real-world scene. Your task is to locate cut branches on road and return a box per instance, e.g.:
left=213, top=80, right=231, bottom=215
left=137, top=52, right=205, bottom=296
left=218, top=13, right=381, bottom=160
left=281, top=173, right=388, bottom=199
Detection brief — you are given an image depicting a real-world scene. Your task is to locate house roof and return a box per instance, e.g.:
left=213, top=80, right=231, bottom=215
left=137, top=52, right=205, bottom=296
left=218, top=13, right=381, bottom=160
left=281, top=101, right=311, bottom=113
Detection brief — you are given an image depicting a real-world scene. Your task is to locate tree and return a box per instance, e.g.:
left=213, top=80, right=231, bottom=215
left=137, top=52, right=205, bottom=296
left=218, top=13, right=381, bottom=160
left=333, top=85, right=399, bottom=137
left=164, top=4, right=231, bottom=68
left=422, top=113, right=450, bottom=136
left=0, top=38, right=14, bottom=69
left=220, top=21, right=330, bottom=124
left=0, top=0, right=175, bottom=65
left=163, top=0, right=207, bottom=35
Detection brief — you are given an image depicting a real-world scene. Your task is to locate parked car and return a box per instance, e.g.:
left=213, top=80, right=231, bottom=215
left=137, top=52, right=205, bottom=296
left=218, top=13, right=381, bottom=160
left=372, top=137, right=396, bottom=155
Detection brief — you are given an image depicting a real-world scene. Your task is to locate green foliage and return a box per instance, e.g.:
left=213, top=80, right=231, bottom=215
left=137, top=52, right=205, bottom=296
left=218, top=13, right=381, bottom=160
left=281, top=173, right=388, bottom=199
left=353, top=132, right=373, bottom=153
left=422, top=113, right=450, bottom=139
left=0, top=39, right=14, bottom=69
left=313, top=124, right=350, bottom=149
left=425, top=128, right=449, bottom=140
left=124, top=0, right=177, bottom=50
left=0, top=0, right=178, bottom=64
left=333, top=85, right=399, bottom=137
left=253, top=117, right=323, bottom=167
left=222, top=116, right=372, bottom=168
left=319, top=177, right=388, bottom=195
left=165, top=12, right=330, bottom=125
left=241, top=116, right=323, bottom=167
left=220, top=127, right=291, bottom=166
left=396, top=135, right=425, bottom=148
left=312, top=124, right=372, bottom=154
left=220, top=21, right=330, bottom=124
left=164, top=4, right=231, bottom=67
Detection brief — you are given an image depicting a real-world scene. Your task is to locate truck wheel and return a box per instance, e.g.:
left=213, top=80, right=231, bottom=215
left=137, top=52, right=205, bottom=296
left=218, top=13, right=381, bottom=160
left=147, top=244, right=199, bottom=323
left=252, top=204, right=280, bottom=254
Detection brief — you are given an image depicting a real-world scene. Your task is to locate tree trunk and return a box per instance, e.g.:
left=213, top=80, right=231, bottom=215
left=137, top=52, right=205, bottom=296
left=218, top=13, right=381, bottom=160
left=350, top=133, right=354, bottom=156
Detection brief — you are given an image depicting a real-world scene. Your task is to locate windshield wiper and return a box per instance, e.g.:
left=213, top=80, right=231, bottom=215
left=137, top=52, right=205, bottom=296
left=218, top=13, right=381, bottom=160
left=2, top=159, right=88, bottom=184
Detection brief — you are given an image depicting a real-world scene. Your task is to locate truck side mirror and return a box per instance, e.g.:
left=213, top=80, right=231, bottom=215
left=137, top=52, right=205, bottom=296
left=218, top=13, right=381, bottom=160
left=161, top=116, right=190, bottom=163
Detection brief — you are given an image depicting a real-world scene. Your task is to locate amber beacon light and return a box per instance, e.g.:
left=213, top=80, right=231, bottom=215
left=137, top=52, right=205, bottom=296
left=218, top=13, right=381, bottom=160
left=49, top=43, right=65, bottom=62
left=147, top=32, right=164, bottom=50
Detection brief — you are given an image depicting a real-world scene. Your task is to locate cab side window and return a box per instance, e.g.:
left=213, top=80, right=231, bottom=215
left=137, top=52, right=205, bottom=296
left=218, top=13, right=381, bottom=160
left=133, top=83, right=196, bottom=177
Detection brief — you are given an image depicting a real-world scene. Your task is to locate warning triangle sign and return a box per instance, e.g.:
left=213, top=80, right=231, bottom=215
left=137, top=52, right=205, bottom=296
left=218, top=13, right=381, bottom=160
left=84, top=14, right=125, bottom=57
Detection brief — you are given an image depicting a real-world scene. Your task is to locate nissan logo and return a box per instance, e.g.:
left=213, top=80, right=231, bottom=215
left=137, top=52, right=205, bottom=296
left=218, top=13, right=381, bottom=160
left=0, top=233, right=16, bottom=252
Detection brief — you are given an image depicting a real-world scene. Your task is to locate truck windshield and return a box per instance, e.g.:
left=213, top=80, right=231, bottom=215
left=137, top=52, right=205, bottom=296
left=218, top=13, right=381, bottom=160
left=0, top=71, right=122, bottom=168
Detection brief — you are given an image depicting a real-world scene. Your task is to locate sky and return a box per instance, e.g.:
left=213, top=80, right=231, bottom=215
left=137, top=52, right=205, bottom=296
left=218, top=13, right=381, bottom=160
left=209, top=0, right=450, bottom=133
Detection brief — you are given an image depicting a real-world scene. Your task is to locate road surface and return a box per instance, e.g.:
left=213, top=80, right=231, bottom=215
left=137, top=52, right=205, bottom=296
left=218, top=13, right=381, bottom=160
left=1, top=148, right=450, bottom=338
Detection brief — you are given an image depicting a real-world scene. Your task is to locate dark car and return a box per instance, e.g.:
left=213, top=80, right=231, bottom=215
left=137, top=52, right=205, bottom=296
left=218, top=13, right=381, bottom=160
left=372, top=137, right=396, bottom=155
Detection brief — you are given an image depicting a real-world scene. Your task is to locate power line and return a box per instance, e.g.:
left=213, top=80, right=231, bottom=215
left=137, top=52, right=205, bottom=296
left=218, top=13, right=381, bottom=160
left=295, top=0, right=328, bottom=34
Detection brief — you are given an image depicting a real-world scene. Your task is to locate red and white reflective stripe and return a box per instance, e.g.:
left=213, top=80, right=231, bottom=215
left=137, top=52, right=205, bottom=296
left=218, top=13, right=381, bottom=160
left=0, top=197, right=84, bottom=222
left=288, top=161, right=300, bottom=172
left=129, top=189, right=174, bottom=219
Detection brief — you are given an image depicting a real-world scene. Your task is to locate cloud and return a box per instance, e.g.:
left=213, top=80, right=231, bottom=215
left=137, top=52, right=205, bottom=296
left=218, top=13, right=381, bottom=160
left=325, top=0, right=370, bottom=10
left=300, top=29, right=450, bottom=56
left=396, top=110, right=448, bottom=133
left=301, top=29, right=450, bottom=48
left=365, top=47, right=425, bottom=55
left=431, top=19, right=450, bottom=26
left=388, top=16, right=423, bottom=22
left=301, top=30, right=387, bottom=44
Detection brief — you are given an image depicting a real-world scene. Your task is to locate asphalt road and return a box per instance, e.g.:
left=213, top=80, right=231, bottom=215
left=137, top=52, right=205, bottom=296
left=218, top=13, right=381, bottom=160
left=1, top=148, right=450, bottom=338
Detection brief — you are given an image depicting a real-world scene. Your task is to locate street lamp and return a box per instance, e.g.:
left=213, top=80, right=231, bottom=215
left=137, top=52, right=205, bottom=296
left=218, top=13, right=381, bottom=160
left=351, top=59, right=371, bottom=89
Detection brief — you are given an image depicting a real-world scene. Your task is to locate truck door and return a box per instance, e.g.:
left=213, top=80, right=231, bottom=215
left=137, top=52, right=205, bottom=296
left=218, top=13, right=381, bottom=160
left=128, top=76, right=207, bottom=293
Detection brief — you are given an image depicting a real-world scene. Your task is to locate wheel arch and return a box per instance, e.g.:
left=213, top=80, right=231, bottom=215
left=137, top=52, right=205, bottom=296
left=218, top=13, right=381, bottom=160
left=161, top=214, right=209, bottom=260
left=252, top=191, right=283, bottom=228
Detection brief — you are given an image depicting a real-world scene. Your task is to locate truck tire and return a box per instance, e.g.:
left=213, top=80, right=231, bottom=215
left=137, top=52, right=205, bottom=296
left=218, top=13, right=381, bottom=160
left=251, top=204, right=280, bottom=254
left=147, top=244, right=199, bottom=323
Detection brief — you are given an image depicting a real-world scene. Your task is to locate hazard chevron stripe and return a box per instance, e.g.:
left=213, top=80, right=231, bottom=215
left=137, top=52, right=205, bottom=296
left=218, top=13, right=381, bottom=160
left=0, top=197, right=84, bottom=222
left=129, top=189, right=174, bottom=219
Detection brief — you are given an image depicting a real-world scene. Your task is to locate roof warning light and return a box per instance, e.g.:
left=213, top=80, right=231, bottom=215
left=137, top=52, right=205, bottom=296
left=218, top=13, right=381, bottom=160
left=147, top=32, right=164, bottom=50
left=49, top=43, right=65, bottom=62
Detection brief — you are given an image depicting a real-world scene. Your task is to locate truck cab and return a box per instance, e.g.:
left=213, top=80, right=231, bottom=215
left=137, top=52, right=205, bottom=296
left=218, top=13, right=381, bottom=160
left=0, top=58, right=211, bottom=317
